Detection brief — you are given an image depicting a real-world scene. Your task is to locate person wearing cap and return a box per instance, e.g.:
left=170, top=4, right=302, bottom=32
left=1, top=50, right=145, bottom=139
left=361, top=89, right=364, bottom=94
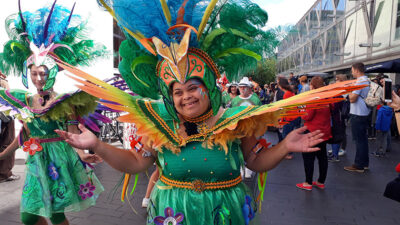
left=231, top=77, right=261, bottom=179
left=231, top=77, right=262, bottom=107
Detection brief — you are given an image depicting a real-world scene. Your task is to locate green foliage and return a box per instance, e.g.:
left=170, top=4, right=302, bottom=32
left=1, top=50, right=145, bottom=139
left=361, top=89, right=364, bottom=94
left=246, top=58, right=277, bottom=86
left=199, top=0, right=280, bottom=83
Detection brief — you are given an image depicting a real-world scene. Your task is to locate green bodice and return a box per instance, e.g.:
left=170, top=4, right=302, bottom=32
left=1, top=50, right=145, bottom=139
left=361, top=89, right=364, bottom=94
left=27, top=117, right=64, bottom=138
left=158, top=141, right=243, bottom=182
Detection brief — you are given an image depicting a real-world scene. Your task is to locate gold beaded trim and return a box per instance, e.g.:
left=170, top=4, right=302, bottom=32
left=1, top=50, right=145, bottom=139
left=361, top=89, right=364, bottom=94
left=182, top=109, right=213, bottom=123
left=160, top=175, right=242, bottom=193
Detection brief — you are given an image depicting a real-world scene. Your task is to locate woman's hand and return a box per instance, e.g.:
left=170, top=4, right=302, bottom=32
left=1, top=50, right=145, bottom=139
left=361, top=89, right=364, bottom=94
left=79, top=152, right=103, bottom=164
left=388, top=91, right=400, bottom=111
left=55, top=124, right=99, bottom=151
left=283, top=126, right=324, bottom=153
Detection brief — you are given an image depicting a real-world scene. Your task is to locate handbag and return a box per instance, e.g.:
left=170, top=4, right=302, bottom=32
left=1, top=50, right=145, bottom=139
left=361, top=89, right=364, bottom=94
left=383, top=174, right=400, bottom=203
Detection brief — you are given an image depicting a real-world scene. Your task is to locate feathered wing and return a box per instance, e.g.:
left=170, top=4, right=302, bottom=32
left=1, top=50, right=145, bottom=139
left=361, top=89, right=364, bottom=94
left=57, top=58, right=366, bottom=152
left=0, top=89, right=34, bottom=122
left=56, top=60, right=178, bottom=152
left=0, top=88, right=101, bottom=123
left=205, top=80, right=365, bottom=153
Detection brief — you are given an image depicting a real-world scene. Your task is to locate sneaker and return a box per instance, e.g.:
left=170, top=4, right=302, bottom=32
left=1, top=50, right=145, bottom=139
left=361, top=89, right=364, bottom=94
left=364, top=167, right=369, bottom=170
left=312, top=181, right=325, bottom=189
left=296, top=183, right=312, bottom=191
left=0, top=174, right=20, bottom=183
left=338, top=149, right=346, bottom=156
left=328, top=155, right=340, bottom=162
left=327, top=149, right=333, bottom=154
left=371, top=152, right=384, bottom=157
left=344, top=165, right=364, bottom=173
left=142, top=198, right=150, bottom=208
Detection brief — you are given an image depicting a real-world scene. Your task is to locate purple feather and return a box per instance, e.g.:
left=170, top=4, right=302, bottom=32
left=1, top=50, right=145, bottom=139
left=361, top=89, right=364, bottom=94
left=89, top=112, right=112, bottom=123
left=43, top=0, right=58, bottom=45
left=60, top=2, right=76, bottom=40
left=18, top=0, right=26, bottom=32
left=111, top=80, right=126, bottom=86
left=84, top=117, right=100, bottom=133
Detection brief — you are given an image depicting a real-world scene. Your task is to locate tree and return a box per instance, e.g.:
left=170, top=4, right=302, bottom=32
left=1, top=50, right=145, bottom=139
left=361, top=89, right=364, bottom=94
left=247, top=58, right=277, bottom=85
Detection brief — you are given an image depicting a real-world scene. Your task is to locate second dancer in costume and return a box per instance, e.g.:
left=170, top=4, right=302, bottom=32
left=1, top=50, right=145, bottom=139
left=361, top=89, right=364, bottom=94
left=0, top=2, right=107, bottom=225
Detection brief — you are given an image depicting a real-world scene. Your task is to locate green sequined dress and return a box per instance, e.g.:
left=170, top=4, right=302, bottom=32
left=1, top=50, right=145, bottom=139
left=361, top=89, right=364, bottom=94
left=143, top=106, right=260, bottom=225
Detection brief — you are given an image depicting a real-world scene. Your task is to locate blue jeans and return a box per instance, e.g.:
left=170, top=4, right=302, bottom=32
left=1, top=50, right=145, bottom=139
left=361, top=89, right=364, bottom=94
left=282, top=117, right=301, bottom=138
left=331, top=143, right=340, bottom=157
left=350, top=115, right=369, bottom=168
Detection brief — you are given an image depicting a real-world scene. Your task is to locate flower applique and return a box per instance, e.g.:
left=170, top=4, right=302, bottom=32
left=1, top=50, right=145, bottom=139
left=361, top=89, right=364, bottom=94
left=154, top=207, right=184, bottom=225
left=48, top=162, right=59, bottom=180
left=23, top=138, right=43, bottom=155
left=242, top=195, right=255, bottom=225
left=78, top=182, right=96, bottom=200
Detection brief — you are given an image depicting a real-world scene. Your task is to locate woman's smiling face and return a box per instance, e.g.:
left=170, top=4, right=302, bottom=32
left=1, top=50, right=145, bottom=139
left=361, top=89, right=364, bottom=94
left=172, top=79, right=210, bottom=119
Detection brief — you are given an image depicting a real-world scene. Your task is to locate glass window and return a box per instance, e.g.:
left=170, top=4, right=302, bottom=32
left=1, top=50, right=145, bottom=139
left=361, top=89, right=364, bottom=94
left=312, top=37, right=324, bottom=67
left=303, top=45, right=312, bottom=70
left=395, top=0, right=400, bottom=40
left=326, top=25, right=341, bottom=65
left=373, top=0, right=392, bottom=50
left=335, top=0, right=346, bottom=14
left=321, top=0, right=335, bottom=28
left=309, top=3, right=321, bottom=38
left=353, top=3, right=369, bottom=57
left=343, top=13, right=356, bottom=60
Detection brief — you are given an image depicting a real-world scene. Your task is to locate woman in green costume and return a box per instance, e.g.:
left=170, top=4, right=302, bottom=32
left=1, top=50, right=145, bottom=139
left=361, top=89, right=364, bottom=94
left=53, top=1, right=364, bottom=224
left=0, top=2, right=106, bottom=225
left=222, top=82, right=240, bottom=108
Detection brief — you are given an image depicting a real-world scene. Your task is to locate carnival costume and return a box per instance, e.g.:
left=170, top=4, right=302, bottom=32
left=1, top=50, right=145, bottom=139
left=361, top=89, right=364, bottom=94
left=55, top=0, right=365, bottom=224
left=0, top=1, right=107, bottom=219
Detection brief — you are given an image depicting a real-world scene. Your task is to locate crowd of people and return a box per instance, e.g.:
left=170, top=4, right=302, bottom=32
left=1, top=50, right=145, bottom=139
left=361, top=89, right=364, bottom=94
left=219, top=62, right=400, bottom=191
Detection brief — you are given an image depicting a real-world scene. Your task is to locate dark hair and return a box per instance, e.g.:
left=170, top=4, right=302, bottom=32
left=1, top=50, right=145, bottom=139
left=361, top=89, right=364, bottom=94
left=352, top=63, right=365, bottom=73
left=310, top=76, right=325, bottom=89
left=278, top=77, right=293, bottom=93
left=227, top=85, right=240, bottom=95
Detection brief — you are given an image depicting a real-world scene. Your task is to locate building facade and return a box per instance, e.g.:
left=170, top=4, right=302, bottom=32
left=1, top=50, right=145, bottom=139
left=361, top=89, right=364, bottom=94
left=277, top=0, right=400, bottom=81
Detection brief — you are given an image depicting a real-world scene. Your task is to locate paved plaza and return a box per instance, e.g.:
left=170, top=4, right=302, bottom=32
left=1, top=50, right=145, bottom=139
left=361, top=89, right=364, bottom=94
left=1, top=130, right=400, bottom=225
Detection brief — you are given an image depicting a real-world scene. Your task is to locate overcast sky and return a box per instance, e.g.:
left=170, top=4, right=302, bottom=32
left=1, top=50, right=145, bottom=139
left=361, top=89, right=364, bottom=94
left=253, top=0, right=317, bottom=28
left=0, top=0, right=316, bottom=92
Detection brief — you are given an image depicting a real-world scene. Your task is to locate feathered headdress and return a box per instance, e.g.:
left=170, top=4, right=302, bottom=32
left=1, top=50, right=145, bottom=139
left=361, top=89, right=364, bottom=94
left=98, top=0, right=272, bottom=121
left=0, top=0, right=107, bottom=91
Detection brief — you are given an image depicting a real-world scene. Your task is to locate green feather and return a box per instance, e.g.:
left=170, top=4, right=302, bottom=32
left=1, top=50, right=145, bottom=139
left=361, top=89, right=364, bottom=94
left=214, top=48, right=261, bottom=61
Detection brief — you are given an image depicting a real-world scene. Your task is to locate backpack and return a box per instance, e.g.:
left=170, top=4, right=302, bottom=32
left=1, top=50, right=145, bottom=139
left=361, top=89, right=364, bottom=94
left=341, top=96, right=350, bottom=120
left=364, top=81, right=383, bottom=108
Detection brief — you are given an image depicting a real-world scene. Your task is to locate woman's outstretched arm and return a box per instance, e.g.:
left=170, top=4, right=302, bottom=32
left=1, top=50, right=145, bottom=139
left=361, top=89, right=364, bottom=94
left=241, top=126, right=324, bottom=172
left=56, top=124, right=155, bottom=174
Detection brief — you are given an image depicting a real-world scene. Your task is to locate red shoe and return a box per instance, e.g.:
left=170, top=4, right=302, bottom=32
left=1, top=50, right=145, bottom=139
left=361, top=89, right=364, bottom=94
left=312, top=181, right=325, bottom=189
left=296, top=183, right=312, bottom=191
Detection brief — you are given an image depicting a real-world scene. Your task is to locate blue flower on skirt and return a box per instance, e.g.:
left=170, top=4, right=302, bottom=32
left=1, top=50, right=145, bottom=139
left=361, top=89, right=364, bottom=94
left=242, top=195, right=255, bottom=225
left=154, top=207, right=184, bottom=225
left=48, top=162, right=59, bottom=180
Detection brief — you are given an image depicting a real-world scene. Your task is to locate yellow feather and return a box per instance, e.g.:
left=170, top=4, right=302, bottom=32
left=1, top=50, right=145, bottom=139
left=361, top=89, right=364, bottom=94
left=197, top=0, right=218, bottom=39
left=160, top=0, right=172, bottom=25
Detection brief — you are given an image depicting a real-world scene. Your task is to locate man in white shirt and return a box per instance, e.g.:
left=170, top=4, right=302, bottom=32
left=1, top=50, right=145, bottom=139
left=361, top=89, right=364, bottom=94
left=344, top=63, right=370, bottom=173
